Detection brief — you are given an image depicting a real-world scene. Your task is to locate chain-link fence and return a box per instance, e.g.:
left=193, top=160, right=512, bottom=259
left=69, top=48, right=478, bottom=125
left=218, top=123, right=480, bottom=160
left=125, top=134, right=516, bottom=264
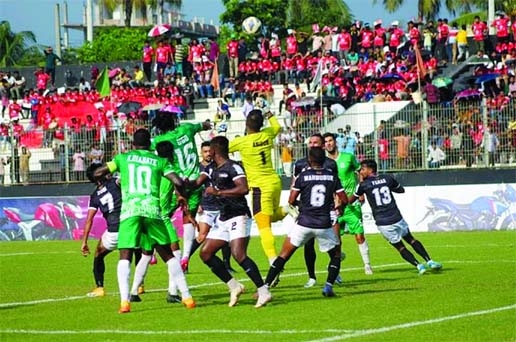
left=1, top=99, right=514, bottom=186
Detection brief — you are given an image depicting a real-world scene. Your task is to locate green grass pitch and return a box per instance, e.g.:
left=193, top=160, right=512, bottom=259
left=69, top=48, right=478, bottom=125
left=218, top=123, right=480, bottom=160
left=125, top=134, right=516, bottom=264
left=1, top=231, right=515, bottom=342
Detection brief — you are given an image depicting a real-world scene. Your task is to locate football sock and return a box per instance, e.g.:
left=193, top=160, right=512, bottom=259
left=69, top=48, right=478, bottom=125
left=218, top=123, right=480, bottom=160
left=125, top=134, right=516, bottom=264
left=190, top=239, right=201, bottom=257
left=134, top=248, right=142, bottom=266
left=410, top=240, right=431, bottom=262
left=239, top=257, right=265, bottom=288
left=167, top=257, right=191, bottom=299
left=265, top=256, right=286, bottom=286
left=93, top=255, right=105, bottom=287
left=221, top=244, right=232, bottom=269
left=304, top=237, right=317, bottom=280
left=326, top=256, right=341, bottom=285
left=130, top=254, right=151, bottom=295
left=254, top=212, right=277, bottom=260
left=399, top=247, right=419, bottom=267
left=169, top=250, right=182, bottom=295
left=358, top=240, right=371, bottom=266
left=117, top=259, right=131, bottom=302
left=226, top=278, right=240, bottom=291
left=182, top=223, right=195, bottom=258
left=204, top=255, right=233, bottom=283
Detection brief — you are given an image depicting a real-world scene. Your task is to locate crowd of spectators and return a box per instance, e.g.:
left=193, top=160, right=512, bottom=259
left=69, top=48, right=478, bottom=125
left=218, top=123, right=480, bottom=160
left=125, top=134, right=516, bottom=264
left=1, top=12, right=516, bottom=183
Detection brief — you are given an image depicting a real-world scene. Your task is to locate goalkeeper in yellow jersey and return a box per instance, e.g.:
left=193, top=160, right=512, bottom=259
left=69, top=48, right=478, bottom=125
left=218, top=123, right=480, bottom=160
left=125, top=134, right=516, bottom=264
left=229, top=109, right=287, bottom=271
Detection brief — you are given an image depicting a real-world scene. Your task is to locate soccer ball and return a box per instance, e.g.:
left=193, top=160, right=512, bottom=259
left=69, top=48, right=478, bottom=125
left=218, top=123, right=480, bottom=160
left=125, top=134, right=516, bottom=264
left=242, top=16, right=262, bottom=35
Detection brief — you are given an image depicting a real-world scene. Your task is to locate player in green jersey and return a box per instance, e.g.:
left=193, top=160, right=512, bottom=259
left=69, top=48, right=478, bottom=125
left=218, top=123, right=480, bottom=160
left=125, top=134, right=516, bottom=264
left=94, top=129, right=196, bottom=313
left=152, top=112, right=212, bottom=272
left=323, top=133, right=373, bottom=275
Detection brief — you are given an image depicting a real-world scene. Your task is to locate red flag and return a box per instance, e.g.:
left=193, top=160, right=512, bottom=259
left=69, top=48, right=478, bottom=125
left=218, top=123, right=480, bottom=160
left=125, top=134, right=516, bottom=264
left=414, top=43, right=427, bottom=80
left=211, top=62, right=220, bottom=92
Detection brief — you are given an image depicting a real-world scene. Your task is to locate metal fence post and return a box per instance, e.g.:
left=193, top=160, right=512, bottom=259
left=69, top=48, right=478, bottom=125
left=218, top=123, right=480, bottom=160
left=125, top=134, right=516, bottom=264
left=373, top=104, right=379, bottom=165
left=64, top=125, right=70, bottom=182
left=481, top=97, right=488, bottom=168
left=422, top=101, right=429, bottom=169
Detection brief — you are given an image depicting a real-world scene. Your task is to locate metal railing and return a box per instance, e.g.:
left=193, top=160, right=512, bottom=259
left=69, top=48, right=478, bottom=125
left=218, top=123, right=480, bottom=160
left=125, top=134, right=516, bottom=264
left=1, top=100, right=514, bottom=186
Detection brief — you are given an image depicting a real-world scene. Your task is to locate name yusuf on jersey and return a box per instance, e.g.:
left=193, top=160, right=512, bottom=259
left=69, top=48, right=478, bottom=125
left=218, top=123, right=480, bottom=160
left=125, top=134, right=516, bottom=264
left=253, top=140, right=269, bottom=147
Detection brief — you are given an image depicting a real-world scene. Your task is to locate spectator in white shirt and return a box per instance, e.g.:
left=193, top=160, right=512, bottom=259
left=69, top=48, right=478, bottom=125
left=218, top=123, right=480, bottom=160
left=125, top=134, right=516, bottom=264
left=427, top=141, right=446, bottom=168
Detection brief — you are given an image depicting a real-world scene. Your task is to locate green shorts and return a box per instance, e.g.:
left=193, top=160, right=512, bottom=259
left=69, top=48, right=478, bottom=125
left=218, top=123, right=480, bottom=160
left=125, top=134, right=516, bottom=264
left=337, top=202, right=364, bottom=235
left=118, top=216, right=171, bottom=251
left=162, top=214, right=180, bottom=244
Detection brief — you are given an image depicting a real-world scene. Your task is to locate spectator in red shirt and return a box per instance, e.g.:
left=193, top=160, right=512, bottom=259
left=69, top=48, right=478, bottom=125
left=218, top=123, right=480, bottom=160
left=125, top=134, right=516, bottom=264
left=227, top=35, right=239, bottom=79
left=472, top=16, right=488, bottom=54
left=142, top=40, right=154, bottom=82
left=491, top=12, right=510, bottom=45
left=34, top=67, right=50, bottom=94
left=337, top=27, right=352, bottom=64
left=436, top=18, right=450, bottom=63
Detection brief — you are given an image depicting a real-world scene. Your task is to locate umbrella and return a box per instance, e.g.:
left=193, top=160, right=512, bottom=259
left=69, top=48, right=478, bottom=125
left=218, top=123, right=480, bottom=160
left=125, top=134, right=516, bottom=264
left=475, top=73, right=500, bottom=84
left=378, top=73, right=405, bottom=83
left=142, top=103, right=165, bottom=111
left=148, top=24, right=171, bottom=37
left=117, top=101, right=142, bottom=114
left=161, top=105, right=183, bottom=114
left=432, top=77, right=453, bottom=88
left=455, top=89, right=481, bottom=101
left=292, top=96, right=316, bottom=107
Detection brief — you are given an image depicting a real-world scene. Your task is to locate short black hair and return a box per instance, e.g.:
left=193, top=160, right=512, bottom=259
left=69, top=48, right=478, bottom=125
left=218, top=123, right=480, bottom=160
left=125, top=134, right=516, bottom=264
left=311, top=133, right=324, bottom=142
left=323, top=132, right=335, bottom=140
left=133, top=128, right=151, bottom=148
left=309, top=147, right=325, bottom=166
left=210, top=136, right=229, bottom=156
left=201, top=141, right=211, bottom=148
left=246, top=110, right=264, bottom=131
left=86, top=163, right=103, bottom=183
left=156, top=141, right=174, bottom=160
left=360, top=159, right=377, bottom=173
left=154, top=111, right=177, bottom=133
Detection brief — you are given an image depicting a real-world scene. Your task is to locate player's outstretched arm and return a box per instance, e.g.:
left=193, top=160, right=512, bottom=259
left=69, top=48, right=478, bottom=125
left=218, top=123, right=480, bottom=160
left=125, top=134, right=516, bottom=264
left=81, top=208, right=98, bottom=256
left=185, top=173, right=209, bottom=190
left=165, top=171, right=187, bottom=197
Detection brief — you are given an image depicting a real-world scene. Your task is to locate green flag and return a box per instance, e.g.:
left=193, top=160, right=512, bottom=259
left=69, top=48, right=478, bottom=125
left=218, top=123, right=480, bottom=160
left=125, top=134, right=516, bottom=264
left=95, top=67, right=111, bottom=98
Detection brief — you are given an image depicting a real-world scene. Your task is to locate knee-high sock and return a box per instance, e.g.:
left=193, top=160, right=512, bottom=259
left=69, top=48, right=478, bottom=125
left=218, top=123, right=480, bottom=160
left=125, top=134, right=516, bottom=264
left=254, top=212, right=277, bottom=262
left=326, top=256, right=341, bottom=285
left=358, top=240, right=371, bottom=266
left=93, top=256, right=106, bottom=287
left=169, top=250, right=182, bottom=296
left=182, top=223, right=195, bottom=259
left=190, top=239, right=201, bottom=258
left=264, top=256, right=286, bottom=286
left=167, top=257, right=191, bottom=299
left=304, top=237, right=317, bottom=279
left=221, top=244, right=232, bottom=268
left=130, top=254, right=151, bottom=295
left=410, top=240, right=431, bottom=262
left=117, top=259, right=131, bottom=302
left=239, top=257, right=264, bottom=288
left=204, top=255, right=233, bottom=283
left=399, top=247, right=419, bottom=266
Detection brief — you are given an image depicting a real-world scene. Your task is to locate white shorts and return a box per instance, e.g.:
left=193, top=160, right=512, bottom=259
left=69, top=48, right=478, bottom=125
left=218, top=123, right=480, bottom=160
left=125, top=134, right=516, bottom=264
left=206, top=215, right=249, bottom=242
left=377, top=218, right=409, bottom=244
left=197, top=210, right=220, bottom=227
left=101, top=231, right=119, bottom=251
left=288, top=224, right=339, bottom=253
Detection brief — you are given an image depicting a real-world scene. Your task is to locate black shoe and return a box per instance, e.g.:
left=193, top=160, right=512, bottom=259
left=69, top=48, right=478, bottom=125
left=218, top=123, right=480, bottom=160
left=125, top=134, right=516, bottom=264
left=130, top=294, right=142, bottom=302
left=166, top=293, right=181, bottom=303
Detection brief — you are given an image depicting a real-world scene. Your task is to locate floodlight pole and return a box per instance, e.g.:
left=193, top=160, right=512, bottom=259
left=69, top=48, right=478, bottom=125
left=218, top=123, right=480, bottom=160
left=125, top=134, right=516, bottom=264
left=488, top=0, right=495, bottom=35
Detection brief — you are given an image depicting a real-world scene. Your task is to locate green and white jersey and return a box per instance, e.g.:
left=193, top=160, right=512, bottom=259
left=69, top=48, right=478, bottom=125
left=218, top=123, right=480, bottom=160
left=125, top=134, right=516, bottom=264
left=151, top=122, right=202, bottom=180
left=107, top=149, right=174, bottom=220
left=334, top=152, right=360, bottom=197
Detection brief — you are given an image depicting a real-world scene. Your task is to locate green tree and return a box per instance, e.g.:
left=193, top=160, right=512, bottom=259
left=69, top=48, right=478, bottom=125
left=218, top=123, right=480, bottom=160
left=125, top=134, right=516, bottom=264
left=372, top=0, right=465, bottom=22
left=287, top=0, right=353, bottom=32
left=470, top=0, right=516, bottom=17
left=0, top=21, right=38, bottom=67
left=76, top=26, right=150, bottom=63
left=220, top=0, right=289, bottom=34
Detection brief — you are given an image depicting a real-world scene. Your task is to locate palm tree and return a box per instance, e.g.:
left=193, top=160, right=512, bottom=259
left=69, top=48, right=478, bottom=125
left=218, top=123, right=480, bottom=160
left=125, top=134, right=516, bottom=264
left=0, top=21, right=37, bottom=67
left=287, top=0, right=353, bottom=31
left=372, top=0, right=466, bottom=22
